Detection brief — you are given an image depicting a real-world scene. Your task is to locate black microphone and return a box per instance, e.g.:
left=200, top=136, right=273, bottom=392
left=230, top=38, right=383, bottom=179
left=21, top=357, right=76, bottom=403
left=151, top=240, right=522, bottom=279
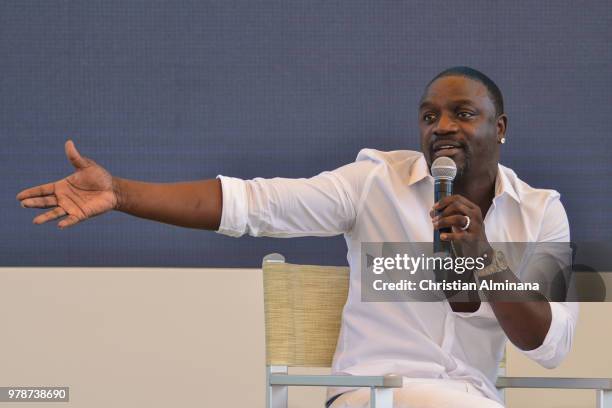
left=431, top=157, right=457, bottom=256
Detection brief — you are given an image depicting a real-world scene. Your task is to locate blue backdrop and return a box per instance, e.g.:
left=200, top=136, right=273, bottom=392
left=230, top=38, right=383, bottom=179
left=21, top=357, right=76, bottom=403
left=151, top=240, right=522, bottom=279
left=1, top=1, right=610, bottom=267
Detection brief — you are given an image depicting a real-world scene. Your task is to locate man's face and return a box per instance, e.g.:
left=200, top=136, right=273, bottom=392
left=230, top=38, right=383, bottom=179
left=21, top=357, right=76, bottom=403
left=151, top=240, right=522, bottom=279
left=419, top=75, right=504, bottom=179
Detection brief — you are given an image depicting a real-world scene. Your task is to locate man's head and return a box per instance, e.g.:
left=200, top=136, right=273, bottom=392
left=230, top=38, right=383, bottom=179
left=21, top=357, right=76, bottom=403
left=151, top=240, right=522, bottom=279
left=419, top=66, right=507, bottom=180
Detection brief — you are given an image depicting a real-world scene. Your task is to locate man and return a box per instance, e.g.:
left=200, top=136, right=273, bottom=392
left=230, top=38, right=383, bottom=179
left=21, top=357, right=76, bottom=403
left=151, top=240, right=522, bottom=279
left=17, top=67, right=577, bottom=407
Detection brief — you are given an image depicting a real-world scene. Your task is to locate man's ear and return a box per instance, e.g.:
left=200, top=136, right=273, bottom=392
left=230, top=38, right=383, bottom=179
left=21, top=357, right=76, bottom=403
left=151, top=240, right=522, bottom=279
left=496, top=113, right=508, bottom=143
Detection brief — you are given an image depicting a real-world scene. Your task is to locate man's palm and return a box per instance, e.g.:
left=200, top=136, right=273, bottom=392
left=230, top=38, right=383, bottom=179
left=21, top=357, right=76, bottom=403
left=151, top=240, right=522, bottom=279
left=16, top=140, right=118, bottom=229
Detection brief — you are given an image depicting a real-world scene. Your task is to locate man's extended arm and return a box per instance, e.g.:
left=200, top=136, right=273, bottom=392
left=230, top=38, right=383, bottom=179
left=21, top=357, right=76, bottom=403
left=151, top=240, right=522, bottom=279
left=17, top=140, right=223, bottom=230
left=17, top=140, right=365, bottom=236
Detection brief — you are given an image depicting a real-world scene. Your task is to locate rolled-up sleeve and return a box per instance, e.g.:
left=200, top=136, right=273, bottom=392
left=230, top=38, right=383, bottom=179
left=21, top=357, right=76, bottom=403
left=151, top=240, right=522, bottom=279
left=215, top=175, right=249, bottom=237
left=519, top=193, right=579, bottom=368
left=519, top=301, right=578, bottom=368
left=215, top=160, right=378, bottom=238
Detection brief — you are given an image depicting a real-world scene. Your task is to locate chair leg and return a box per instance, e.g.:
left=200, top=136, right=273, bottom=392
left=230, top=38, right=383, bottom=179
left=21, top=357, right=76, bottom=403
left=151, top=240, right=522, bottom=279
left=268, top=385, right=288, bottom=408
left=267, top=365, right=288, bottom=408
left=498, top=388, right=506, bottom=405
left=596, top=390, right=612, bottom=408
left=370, top=387, right=393, bottom=408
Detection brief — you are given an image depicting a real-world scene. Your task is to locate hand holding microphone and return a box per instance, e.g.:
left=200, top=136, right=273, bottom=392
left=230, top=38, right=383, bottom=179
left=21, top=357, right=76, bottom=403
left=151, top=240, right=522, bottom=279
left=430, top=156, right=492, bottom=260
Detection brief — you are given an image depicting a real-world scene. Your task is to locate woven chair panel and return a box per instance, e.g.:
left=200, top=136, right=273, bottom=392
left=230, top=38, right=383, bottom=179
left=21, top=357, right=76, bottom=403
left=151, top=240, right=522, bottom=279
left=263, top=262, right=349, bottom=367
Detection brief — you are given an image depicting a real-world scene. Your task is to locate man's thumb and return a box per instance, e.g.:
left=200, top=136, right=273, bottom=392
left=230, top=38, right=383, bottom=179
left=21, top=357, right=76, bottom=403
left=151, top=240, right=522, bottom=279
left=65, top=140, right=89, bottom=169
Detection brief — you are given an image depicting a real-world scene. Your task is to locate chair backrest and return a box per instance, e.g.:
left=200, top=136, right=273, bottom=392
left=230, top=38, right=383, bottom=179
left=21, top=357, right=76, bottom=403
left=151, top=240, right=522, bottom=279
left=262, top=254, right=349, bottom=367
left=261, top=254, right=511, bottom=379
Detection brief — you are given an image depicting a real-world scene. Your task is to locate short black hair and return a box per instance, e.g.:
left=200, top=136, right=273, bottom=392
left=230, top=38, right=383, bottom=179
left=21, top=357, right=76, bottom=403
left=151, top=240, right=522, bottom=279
left=426, top=66, right=504, bottom=116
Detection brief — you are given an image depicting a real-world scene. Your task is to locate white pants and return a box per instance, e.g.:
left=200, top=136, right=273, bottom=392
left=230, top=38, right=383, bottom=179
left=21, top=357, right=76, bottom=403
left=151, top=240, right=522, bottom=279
left=329, top=378, right=504, bottom=408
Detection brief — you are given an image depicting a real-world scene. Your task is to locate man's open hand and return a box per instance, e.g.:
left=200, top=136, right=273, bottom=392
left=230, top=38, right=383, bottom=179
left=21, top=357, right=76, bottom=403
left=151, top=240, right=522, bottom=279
left=16, top=140, right=118, bottom=229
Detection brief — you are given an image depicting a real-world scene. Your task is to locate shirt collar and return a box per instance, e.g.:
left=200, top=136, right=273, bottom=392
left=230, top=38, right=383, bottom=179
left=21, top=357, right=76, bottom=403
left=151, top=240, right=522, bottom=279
left=407, top=154, right=521, bottom=204
left=495, top=164, right=521, bottom=203
left=406, top=154, right=430, bottom=186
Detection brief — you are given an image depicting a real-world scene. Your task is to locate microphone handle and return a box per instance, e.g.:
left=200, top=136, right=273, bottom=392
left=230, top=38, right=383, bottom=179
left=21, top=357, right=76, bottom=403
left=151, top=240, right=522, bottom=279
left=433, top=179, right=453, bottom=255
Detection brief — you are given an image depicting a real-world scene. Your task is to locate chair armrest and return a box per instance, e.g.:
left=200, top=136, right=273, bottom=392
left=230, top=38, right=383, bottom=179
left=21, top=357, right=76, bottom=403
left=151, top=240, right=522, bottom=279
left=269, top=374, right=402, bottom=388
left=496, top=376, right=612, bottom=390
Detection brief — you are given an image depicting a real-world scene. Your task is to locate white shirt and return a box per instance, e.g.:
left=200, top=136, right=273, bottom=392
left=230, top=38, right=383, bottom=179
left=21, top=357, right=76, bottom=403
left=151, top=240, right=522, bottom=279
left=216, top=148, right=578, bottom=404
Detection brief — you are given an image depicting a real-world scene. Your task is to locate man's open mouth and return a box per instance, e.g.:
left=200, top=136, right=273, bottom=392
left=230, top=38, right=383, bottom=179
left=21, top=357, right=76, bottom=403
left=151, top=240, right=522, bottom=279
left=432, top=142, right=463, bottom=157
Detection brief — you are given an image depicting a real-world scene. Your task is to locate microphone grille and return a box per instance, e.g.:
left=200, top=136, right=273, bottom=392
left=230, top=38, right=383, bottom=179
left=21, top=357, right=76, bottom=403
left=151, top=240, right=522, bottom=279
left=431, top=157, right=457, bottom=180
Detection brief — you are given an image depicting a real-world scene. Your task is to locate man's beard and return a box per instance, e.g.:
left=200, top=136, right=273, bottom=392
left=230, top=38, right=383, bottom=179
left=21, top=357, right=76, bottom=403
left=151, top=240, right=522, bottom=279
left=454, top=153, right=471, bottom=183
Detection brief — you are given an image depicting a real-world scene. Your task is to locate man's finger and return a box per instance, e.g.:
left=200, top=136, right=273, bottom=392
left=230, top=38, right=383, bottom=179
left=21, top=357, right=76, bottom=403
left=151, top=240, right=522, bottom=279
left=16, top=182, right=55, bottom=200
left=65, top=140, right=89, bottom=169
left=434, top=214, right=468, bottom=230
left=58, top=215, right=80, bottom=229
left=438, top=202, right=472, bottom=219
left=435, top=194, right=477, bottom=210
left=21, top=196, right=58, bottom=209
left=33, top=207, right=66, bottom=225
left=439, top=231, right=467, bottom=241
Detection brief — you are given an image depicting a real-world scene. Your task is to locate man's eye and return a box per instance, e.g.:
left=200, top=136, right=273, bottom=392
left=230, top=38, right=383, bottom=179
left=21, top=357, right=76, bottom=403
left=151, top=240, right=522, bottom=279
left=423, top=113, right=437, bottom=122
left=457, top=111, right=475, bottom=119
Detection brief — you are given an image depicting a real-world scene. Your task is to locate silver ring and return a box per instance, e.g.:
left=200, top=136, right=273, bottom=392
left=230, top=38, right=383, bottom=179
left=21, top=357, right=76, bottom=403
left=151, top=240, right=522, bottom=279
left=460, top=215, right=471, bottom=231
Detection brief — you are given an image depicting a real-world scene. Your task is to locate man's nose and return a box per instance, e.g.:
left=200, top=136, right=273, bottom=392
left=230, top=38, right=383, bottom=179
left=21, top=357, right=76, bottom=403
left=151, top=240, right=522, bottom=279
left=433, top=113, right=458, bottom=135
